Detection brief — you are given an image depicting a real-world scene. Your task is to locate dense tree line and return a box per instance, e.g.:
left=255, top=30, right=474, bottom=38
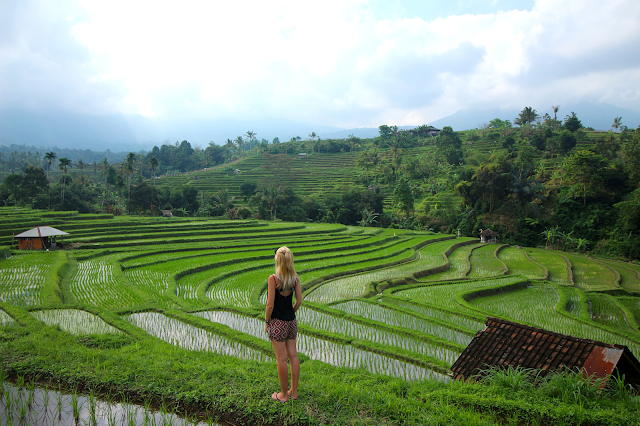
left=1, top=108, right=639, bottom=259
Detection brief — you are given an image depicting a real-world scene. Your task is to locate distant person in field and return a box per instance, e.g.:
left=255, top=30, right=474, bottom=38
left=265, top=246, right=302, bottom=402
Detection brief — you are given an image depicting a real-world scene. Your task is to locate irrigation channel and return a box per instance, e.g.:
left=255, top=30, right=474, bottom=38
left=0, top=382, right=225, bottom=426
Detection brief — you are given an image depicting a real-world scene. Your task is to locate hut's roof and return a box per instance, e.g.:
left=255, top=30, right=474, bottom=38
left=480, top=228, right=499, bottom=236
left=15, top=226, right=69, bottom=238
left=451, top=317, right=640, bottom=385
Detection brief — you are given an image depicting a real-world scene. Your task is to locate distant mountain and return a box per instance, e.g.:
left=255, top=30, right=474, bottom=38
left=318, top=125, right=417, bottom=140
left=429, top=102, right=640, bottom=132
left=2, top=101, right=637, bottom=152
left=0, top=109, right=341, bottom=151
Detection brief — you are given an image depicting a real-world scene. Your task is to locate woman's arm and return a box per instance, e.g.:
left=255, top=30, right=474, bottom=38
left=293, top=276, right=303, bottom=312
left=265, top=275, right=276, bottom=332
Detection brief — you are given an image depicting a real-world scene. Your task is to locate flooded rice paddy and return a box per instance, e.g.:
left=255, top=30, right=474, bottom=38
left=0, top=310, right=14, bottom=326
left=332, top=300, right=473, bottom=346
left=194, top=310, right=449, bottom=381
left=0, top=381, right=222, bottom=426
left=31, top=309, right=123, bottom=335
left=124, top=312, right=271, bottom=362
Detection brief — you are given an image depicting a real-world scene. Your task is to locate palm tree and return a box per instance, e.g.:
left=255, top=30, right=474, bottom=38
left=123, top=152, right=136, bottom=213
left=515, top=107, right=539, bottom=126
left=368, top=149, right=382, bottom=182
left=612, top=116, right=623, bottom=133
left=259, top=184, right=284, bottom=220
left=149, top=157, right=158, bottom=186
left=76, top=159, right=87, bottom=176
left=213, top=188, right=235, bottom=211
left=552, top=105, right=560, bottom=120
left=58, top=157, right=72, bottom=206
left=235, top=136, right=245, bottom=156
left=44, top=152, right=57, bottom=178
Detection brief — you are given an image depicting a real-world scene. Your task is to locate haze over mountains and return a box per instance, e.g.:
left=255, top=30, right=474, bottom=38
left=1, top=102, right=638, bottom=153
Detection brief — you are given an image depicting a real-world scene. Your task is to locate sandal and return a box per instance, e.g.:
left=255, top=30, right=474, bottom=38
left=287, top=390, right=299, bottom=400
left=271, top=392, right=288, bottom=402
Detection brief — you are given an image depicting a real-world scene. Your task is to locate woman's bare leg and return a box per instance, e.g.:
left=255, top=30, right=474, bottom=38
left=271, top=339, right=289, bottom=401
left=285, top=339, right=299, bottom=398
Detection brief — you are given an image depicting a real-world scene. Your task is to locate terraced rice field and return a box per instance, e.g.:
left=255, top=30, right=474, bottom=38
left=466, top=244, right=505, bottom=278
left=0, top=252, right=55, bottom=306
left=499, top=246, right=547, bottom=279
left=194, top=309, right=449, bottom=380
left=469, top=281, right=640, bottom=355
left=32, top=309, right=123, bottom=335
left=2, top=209, right=640, bottom=385
left=527, top=249, right=570, bottom=285
left=125, top=312, right=271, bottom=362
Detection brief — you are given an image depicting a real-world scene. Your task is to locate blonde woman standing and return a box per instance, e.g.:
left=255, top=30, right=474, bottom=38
left=265, top=246, right=302, bottom=402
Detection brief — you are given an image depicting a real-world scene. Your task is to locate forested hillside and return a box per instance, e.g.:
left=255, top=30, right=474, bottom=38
left=2, top=108, right=639, bottom=260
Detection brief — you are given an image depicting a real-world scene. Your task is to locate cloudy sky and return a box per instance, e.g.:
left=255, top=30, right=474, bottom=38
left=1, top=0, right=639, bottom=132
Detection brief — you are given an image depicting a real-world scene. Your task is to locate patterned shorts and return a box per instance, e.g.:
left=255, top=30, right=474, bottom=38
left=267, top=318, right=298, bottom=342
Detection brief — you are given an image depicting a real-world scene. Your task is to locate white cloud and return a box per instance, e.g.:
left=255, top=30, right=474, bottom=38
left=1, top=0, right=639, bottom=129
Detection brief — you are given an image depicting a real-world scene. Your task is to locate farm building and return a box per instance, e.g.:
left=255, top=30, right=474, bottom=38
left=451, top=317, right=640, bottom=386
left=14, top=226, right=69, bottom=250
left=479, top=228, right=499, bottom=243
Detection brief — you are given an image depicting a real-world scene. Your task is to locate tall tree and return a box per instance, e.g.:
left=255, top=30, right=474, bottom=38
left=235, top=136, right=245, bottom=156
left=44, top=152, right=57, bottom=178
left=563, top=112, right=583, bottom=132
left=563, top=150, right=608, bottom=205
left=124, top=152, right=136, bottom=213
left=149, top=156, right=158, bottom=186
left=394, top=176, right=414, bottom=218
left=258, top=184, right=284, bottom=220
left=76, top=159, right=87, bottom=175
left=58, top=157, right=72, bottom=206
left=612, top=116, right=623, bottom=133
left=514, top=107, right=539, bottom=126
left=552, top=105, right=560, bottom=120
left=435, top=126, right=464, bottom=165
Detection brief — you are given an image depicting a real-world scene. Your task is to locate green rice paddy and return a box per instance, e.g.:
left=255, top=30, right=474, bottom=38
left=2, top=209, right=640, bottom=425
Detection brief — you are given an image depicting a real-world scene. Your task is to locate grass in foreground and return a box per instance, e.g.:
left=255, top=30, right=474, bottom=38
left=1, top=311, right=639, bottom=426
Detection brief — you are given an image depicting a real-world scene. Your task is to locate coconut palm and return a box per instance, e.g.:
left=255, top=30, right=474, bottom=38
left=552, top=105, right=560, bottom=120
left=235, top=136, right=245, bottom=156
left=612, top=116, right=623, bottom=133
left=213, top=188, right=235, bottom=211
left=258, top=184, right=284, bottom=220
left=76, top=159, right=87, bottom=175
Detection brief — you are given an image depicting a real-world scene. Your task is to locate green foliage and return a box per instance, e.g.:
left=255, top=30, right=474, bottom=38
left=564, top=112, right=583, bottom=132
left=514, top=106, right=539, bottom=126
left=436, top=126, right=464, bottom=165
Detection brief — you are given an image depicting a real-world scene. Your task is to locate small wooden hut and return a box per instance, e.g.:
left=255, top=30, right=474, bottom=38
left=451, top=317, right=640, bottom=386
left=14, top=226, right=69, bottom=250
left=480, top=228, right=499, bottom=243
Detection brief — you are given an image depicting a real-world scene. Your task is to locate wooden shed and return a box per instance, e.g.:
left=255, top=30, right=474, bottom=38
left=14, top=226, right=69, bottom=250
left=451, top=317, right=640, bottom=386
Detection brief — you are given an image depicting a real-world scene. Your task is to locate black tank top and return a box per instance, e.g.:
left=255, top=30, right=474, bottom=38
left=271, top=274, right=296, bottom=321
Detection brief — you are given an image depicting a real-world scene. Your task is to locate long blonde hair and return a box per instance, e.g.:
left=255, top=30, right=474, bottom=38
left=275, top=246, right=297, bottom=290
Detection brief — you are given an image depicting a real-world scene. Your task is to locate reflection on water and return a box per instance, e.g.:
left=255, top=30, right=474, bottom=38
left=0, top=382, right=222, bottom=426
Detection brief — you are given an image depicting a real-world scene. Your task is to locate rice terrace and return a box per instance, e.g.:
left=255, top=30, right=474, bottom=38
left=1, top=208, right=640, bottom=425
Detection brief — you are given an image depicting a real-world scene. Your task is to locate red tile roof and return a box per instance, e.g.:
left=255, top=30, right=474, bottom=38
left=451, top=317, right=640, bottom=385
